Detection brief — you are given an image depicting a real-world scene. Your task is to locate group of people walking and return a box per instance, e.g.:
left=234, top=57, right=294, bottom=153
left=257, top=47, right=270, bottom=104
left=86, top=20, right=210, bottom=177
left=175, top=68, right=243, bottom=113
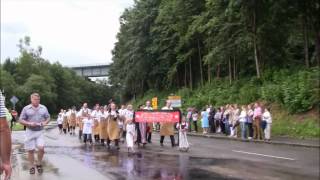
left=187, top=102, right=272, bottom=140
left=57, top=100, right=190, bottom=153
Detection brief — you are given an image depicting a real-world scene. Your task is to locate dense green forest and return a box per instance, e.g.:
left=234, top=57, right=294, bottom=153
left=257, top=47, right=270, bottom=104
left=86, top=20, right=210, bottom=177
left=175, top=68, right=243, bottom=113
left=110, top=0, right=319, bottom=112
left=0, top=37, right=113, bottom=114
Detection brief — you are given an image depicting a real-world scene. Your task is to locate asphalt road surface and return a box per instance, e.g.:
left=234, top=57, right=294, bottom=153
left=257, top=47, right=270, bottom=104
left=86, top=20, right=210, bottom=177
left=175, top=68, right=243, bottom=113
left=6, top=127, right=320, bottom=180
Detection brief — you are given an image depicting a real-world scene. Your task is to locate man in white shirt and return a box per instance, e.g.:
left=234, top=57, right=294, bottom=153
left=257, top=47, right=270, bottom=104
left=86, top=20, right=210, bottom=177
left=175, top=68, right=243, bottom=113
left=77, top=103, right=91, bottom=139
left=160, top=100, right=175, bottom=147
left=91, top=104, right=101, bottom=143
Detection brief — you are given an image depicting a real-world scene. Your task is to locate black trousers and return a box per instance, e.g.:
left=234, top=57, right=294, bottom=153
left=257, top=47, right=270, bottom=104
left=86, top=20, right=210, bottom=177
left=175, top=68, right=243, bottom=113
left=94, top=134, right=100, bottom=142
left=220, top=120, right=225, bottom=133
left=83, top=134, right=92, bottom=143
left=147, top=132, right=152, bottom=143
left=135, top=123, right=141, bottom=144
left=10, top=120, right=15, bottom=130
left=209, top=119, right=216, bottom=133
left=79, top=130, right=83, bottom=139
left=107, top=139, right=119, bottom=147
left=193, top=121, right=198, bottom=132
left=247, top=122, right=253, bottom=138
left=160, top=135, right=175, bottom=146
left=122, top=131, right=126, bottom=139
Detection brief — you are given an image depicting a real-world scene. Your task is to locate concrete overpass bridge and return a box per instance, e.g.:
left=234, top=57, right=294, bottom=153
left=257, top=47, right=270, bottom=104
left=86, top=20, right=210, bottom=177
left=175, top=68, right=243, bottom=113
left=69, top=63, right=110, bottom=77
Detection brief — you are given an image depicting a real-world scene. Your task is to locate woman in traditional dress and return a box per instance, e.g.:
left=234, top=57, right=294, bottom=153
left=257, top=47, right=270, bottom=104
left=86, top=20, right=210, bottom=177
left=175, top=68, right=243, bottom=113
left=68, top=108, right=77, bottom=135
left=62, top=110, right=68, bottom=134
left=99, top=106, right=108, bottom=146
left=91, top=104, right=101, bottom=143
left=106, top=103, right=120, bottom=150
left=125, top=104, right=135, bottom=153
left=176, top=116, right=189, bottom=151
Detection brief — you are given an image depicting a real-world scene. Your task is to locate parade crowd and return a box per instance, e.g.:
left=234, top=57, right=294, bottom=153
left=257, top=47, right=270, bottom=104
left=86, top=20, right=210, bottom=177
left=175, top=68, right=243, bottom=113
left=57, top=100, right=272, bottom=154
left=57, top=100, right=190, bottom=153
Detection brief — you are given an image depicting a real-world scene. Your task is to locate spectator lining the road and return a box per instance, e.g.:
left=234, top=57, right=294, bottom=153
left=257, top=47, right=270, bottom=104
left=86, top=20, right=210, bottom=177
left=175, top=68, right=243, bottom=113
left=263, top=107, right=272, bottom=141
left=186, top=108, right=193, bottom=132
left=247, top=104, right=254, bottom=140
left=253, top=103, right=263, bottom=140
left=214, top=108, right=222, bottom=133
left=191, top=109, right=198, bottom=132
left=239, top=106, right=247, bottom=139
left=201, top=108, right=209, bottom=134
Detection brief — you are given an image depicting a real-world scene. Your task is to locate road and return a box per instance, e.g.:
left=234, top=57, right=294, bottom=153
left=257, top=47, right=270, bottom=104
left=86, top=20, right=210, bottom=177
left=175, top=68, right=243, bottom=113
left=6, top=127, right=320, bottom=180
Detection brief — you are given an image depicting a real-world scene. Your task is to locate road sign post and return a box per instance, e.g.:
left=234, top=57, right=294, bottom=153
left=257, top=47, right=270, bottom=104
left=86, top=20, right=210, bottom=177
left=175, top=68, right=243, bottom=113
left=10, top=96, right=19, bottom=110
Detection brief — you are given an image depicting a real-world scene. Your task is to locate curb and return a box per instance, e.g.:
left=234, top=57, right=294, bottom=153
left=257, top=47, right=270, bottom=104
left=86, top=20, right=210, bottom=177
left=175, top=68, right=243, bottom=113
left=183, top=132, right=320, bottom=148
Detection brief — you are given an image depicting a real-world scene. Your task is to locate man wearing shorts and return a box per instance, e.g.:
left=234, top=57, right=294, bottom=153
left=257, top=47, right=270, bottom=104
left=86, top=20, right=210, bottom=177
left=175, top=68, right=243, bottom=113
left=0, top=91, right=12, bottom=180
left=19, top=93, right=50, bottom=174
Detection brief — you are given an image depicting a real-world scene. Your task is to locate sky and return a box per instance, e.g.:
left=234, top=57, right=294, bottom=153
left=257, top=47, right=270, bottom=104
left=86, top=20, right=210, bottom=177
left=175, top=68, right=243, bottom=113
left=0, top=0, right=134, bottom=66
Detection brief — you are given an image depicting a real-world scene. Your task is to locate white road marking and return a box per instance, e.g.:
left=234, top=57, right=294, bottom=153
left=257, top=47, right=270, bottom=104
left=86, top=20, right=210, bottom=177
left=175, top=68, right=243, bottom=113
left=232, top=150, right=295, bottom=161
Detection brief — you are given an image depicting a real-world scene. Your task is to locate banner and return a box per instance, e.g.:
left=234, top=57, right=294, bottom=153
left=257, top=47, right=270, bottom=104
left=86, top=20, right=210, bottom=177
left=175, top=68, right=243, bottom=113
left=134, top=110, right=181, bottom=123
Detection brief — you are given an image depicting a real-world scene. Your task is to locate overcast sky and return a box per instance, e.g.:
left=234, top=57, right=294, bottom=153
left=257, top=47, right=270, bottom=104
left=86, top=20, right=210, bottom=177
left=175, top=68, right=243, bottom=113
left=1, top=0, right=134, bottom=66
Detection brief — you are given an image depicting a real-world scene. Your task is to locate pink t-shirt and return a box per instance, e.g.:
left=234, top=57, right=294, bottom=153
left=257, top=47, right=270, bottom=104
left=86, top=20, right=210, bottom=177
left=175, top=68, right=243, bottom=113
left=253, top=107, right=262, bottom=119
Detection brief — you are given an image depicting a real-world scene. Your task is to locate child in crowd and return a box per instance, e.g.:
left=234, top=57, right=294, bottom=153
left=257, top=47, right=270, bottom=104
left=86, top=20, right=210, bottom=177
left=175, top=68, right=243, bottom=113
left=82, top=113, right=93, bottom=145
left=57, top=110, right=63, bottom=134
left=262, top=107, right=272, bottom=141
left=176, top=116, right=189, bottom=152
left=125, top=104, right=135, bottom=153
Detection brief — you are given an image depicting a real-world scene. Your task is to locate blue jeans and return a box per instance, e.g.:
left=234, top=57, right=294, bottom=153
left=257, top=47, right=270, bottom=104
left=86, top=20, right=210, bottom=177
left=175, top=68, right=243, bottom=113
left=224, top=120, right=230, bottom=135
left=240, top=122, right=247, bottom=139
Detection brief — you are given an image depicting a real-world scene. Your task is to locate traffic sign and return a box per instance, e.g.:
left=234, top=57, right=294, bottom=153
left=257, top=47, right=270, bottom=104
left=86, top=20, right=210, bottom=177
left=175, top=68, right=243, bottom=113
left=10, top=96, right=19, bottom=104
left=10, top=96, right=19, bottom=110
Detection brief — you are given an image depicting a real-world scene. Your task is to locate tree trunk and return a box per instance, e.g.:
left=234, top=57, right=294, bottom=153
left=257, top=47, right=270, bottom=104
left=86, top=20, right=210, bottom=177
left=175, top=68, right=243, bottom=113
left=253, top=6, right=261, bottom=78
left=216, top=64, right=220, bottom=79
left=233, top=54, right=236, bottom=80
left=189, top=57, right=193, bottom=90
left=316, top=31, right=320, bottom=67
left=229, top=56, right=232, bottom=85
left=303, top=16, right=310, bottom=68
left=208, top=63, right=211, bottom=84
left=184, top=62, right=187, bottom=87
left=197, top=39, right=204, bottom=86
